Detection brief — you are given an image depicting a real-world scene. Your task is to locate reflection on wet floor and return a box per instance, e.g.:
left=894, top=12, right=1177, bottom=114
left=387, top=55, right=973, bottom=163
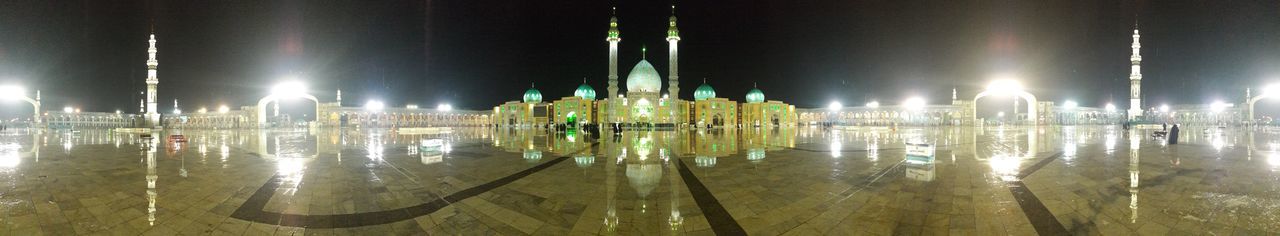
left=0, top=126, right=1278, bottom=234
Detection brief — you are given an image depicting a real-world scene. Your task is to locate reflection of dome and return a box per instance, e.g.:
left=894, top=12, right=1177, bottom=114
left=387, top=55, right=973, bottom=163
left=523, top=149, right=542, bottom=163
left=745, top=87, right=765, bottom=103
left=626, top=164, right=662, bottom=198
left=575, top=155, right=595, bottom=168
left=747, top=148, right=766, bottom=163
left=694, top=82, right=716, bottom=101
left=523, top=87, right=543, bottom=103
left=695, top=156, right=716, bottom=168
left=574, top=83, right=597, bottom=100
left=626, top=60, right=662, bottom=93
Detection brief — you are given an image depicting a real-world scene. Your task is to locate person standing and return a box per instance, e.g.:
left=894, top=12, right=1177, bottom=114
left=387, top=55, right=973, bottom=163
left=1168, top=124, right=1180, bottom=144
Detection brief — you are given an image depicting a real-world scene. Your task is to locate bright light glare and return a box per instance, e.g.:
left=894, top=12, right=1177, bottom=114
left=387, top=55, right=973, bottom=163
left=1160, top=104, right=1170, bottom=112
left=827, top=101, right=842, bottom=111
left=365, top=100, right=385, bottom=111
left=1210, top=101, right=1228, bottom=113
left=985, top=79, right=1023, bottom=94
left=406, top=104, right=419, bottom=109
left=63, top=107, right=73, bottom=113
left=271, top=81, right=306, bottom=97
left=0, top=86, right=24, bottom=100
left=1063, top=101, right=1078, bottom=109
left=198, top=107, right=208, bottom=114
left=1105, top=103, right=1116, bottom=112
left=437, top=104, right=454, bottom=112
left=866, top=101, right=880, bottom=108
left=1266, top=84, right=1280, bottom=96
left=998, top=112, right=1005, bottom=117
left=218, top=105, right=230, bottom=113
left=903, top=97, right=926, bottom=111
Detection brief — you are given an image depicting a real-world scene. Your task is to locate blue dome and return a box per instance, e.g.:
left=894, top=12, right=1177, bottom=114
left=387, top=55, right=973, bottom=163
left=574, top=83, right=596, bottom=100
left=523, top=87, right=543, bottom=103
left=694, top=82, right=716, bottom=101
left=745, top=88, right=765, bottom=103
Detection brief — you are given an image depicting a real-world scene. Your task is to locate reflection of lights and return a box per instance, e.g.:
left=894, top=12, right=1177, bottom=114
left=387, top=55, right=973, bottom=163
left=0, top=143, right=21, bottom=168
left=1269, top=154, right=1280, bottom=169
left=276, top=158, right=307, bottom=187
left=867, top=141, right=879, bottom=162
left=1105, top=132, right=1117, bottom=155
left=830, top=140, right=842, bottom=158
left=523, top=149, right=543, bottom=162
left=989, top=154, right=1022, bottom=181
left=1211, top=136, right=1225, bottom=151
left=1064, top=142, right=1076, bottom=158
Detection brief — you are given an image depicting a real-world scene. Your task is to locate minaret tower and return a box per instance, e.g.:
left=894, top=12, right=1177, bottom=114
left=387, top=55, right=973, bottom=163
left=1127, top=25, right=1143, bottom=120
left=606, top=7, right=621, bottom=98
left=666, top=5, right=681, bottom=98
left=145, top=33, right=161, bottom=126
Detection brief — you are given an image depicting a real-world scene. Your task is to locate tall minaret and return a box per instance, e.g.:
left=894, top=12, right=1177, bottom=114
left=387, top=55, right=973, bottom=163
left=606, top=7, right=621, bottom=98
left=666, top=5, right=681, bottom=98
left=145, top=33, right=160, bottom=126
left=1127, top=25, right=1143, bottom=120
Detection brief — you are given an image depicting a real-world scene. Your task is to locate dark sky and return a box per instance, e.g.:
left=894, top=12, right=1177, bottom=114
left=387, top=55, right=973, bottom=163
left=0, top=0, right=1278, bottom=114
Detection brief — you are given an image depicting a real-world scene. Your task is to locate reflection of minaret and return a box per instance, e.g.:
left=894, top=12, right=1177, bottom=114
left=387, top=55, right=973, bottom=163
left=1128, top=24, right=1143, bottom=120
left=606, top=7, right=621, bottom=98
left=145, top=34, right=161, bottom=127
left=145, top=132, right=158, bottom=226
left=666, top=157, right=683, bottom=231
left=604, top=142, right=619, bottom=232
left=1128, top=129, right=1140, bottom=223
left=666, top=5, right=680, bottom=98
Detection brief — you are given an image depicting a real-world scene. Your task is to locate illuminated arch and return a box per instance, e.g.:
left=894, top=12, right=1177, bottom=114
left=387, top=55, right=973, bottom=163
left=256, top=94, right=320, bottom=127
left=973, top=90, right=1037, bottom=124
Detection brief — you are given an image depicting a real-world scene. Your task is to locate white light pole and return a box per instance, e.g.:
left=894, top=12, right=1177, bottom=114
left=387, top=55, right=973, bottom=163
left=0, top=85, right=40, bottom=124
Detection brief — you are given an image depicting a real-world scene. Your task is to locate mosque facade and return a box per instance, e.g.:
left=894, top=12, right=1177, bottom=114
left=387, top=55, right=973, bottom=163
left=493, top=6, right=797, bottom=129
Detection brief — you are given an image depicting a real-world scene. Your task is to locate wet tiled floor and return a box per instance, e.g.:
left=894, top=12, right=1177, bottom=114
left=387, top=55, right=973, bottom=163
left=0, top=126, right=1278, bottom=235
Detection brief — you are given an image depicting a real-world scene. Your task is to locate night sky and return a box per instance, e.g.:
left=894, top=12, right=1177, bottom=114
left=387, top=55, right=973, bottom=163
left=0, top=0, right=1278, bottom=115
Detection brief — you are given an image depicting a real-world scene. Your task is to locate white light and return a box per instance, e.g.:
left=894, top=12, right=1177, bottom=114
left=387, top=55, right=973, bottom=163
left=406, top=104, right=419, bottom=109
left=74, top=108, right=80, bottom=113
left=115, top=110, right=122, bottom=114
left=271, top=81, right=306, bottom=97
left=0, top=86, right=25, bottom=100
left=866, top=101, right=880, bottom=108
left=63, top=107, right=73, bottom=113
left=437, top=104, right=453, bottom=112
left=998, top=112, right=1005, bottom=117
left=1105, top=103, right=1116, bottom=112
left=365, top=100, right=385, bottom=111
left=1210, top=101, right=1227, bottom=113
left=827, top=101, right=842, bottom=111
left=1063, top=101, right=1077, bottom=109
left=903, top=97, right=926, bottom=111
left=1266, top=84, right=1280, bottom=96
left=1160, top=104, right=1170, bottom=113
left=218, top=105, right=230, bottom=113
left=985, top=79, right=1023, bottom=94
left=173, top=109, right=181, bottom=115
left=198, top=107, right=207, bottom=114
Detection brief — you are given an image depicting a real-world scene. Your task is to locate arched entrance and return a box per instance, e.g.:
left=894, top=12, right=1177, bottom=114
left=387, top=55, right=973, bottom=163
left=771, top=114, right=780, bottom=126
left=632, top=99, right=653, bottom=125
left=1248, top=92, right=1278, bottom=123
left=974, top=90, right=1037, bottom=125
left=712, top=114, right=724, bottom=127
left=566, top=112, right=577, bottom=126
left=256, top=94, right=319, bottom=128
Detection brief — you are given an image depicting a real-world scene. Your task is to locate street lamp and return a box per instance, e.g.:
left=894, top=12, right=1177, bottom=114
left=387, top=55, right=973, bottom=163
left=437, top=103, right=453, bottom=112
left=1063, top=100, right=1078, bottom=109
left=0, top=86, right=25, bottom=100
left=198, top=107, right=208, bottom=114
left=903, top=97, right=926, bottom=111
left=986, top=79, right=1024, bottom=95
left=218, top=105, right=230, bottom=113
left=866, top=101, right=880, bottom=108
left=1159, top=104, right=1170, bottom=113
left=365, top=100, right=385, bottom=112
left=1105, top=103, right=1116, bottom=112
left=827, top=101, right=842, bottom=111
left=63, top=107, right=73, bottom=113
left=271, top=81, right=307, bottom=98
left=406, top=104, right=419, bottom=109
left=1210, top=101, right=1228, bottom=113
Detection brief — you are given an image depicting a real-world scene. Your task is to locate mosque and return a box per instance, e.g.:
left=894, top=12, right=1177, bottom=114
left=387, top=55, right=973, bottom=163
left=493, top=6, right=797, bottom=129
